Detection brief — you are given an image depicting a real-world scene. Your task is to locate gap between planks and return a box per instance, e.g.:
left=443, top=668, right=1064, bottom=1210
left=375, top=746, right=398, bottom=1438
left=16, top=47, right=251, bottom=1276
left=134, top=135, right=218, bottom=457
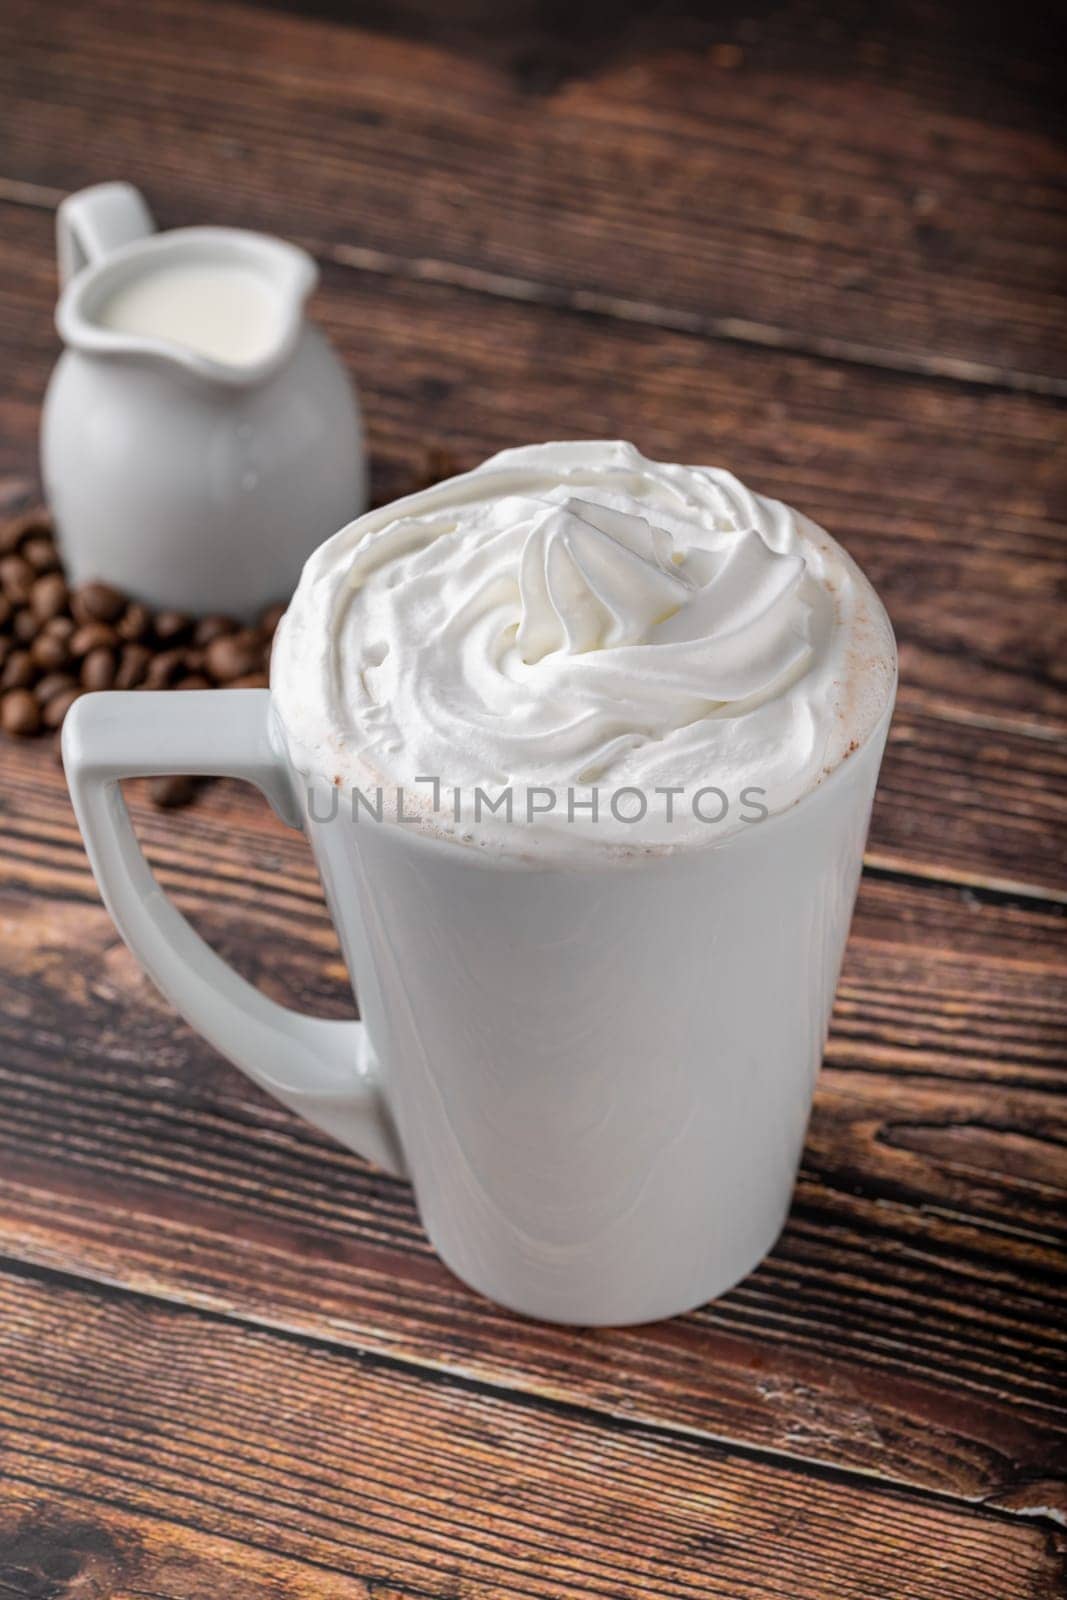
left=1, top=179, right=1064, bottom=402
left=861, top=857, right=1067, bottom=910
left=1, top=1249, right=1061, bottom=1537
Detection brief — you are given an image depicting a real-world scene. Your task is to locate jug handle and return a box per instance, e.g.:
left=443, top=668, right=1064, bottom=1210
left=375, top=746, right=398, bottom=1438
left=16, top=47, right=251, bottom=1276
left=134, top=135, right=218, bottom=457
left=62, top=688, right=407, bottom=1179
left=57, top=182, right=157, bottom=288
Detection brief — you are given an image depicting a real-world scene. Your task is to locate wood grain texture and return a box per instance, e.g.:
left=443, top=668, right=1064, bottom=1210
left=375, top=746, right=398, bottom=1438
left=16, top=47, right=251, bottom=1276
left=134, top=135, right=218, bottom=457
left=0, top=740, right=1063, bottom=1513
left=1, top=1266, right=1064, bottom=1600
left=867, top=712, right=1067, bottom=898
left=0, top=1489, right=366, bottom=1600
left=0, top=0, right=1063, bottom=389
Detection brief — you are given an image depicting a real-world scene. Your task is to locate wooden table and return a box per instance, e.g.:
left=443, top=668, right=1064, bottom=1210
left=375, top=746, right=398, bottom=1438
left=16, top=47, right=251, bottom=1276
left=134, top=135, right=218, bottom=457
left=1, top=3, right=1064, bottom=1595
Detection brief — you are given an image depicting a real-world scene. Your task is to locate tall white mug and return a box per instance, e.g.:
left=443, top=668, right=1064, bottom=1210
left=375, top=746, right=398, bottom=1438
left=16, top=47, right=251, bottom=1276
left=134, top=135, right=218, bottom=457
left=64, top=666, right=893, bottom=1325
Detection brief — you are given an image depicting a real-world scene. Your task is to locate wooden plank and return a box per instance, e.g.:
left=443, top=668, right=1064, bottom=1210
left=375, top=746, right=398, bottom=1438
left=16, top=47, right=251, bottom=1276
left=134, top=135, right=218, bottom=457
left=867, top=711, right=1067, bottom=899
left=0, top=743, right=1063, bottom=1507
left=1, top=1266, right=1062, bottom=1599
left=0, top=0, right=1063, bottom=389
left=1, top=199, right=1065, bottom=760
left=0, top=1483, right=364, bottom=1600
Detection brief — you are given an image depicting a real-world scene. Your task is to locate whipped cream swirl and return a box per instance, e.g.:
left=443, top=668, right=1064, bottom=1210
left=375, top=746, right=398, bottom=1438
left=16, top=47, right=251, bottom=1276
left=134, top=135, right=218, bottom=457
left=273, top=442, right=895, bottom=853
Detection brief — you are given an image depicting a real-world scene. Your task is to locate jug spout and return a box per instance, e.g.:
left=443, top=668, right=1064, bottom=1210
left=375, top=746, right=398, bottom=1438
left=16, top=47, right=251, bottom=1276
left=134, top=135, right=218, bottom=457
left=54, top=184, right=318, bottom=389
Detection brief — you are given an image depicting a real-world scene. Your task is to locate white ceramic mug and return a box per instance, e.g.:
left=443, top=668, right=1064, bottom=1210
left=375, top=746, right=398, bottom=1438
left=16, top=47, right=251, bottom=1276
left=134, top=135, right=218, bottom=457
left=64, top=671, right=893, bottom=1325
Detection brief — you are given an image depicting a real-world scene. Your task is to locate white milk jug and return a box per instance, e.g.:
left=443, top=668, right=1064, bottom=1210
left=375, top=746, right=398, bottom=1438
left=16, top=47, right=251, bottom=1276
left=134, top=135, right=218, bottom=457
left=42, top=183, right=366, bottom=618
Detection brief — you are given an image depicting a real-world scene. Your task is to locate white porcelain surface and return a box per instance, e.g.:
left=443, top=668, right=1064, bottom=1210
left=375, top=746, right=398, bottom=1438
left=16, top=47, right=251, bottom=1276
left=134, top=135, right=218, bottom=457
left=63, top=682, right=892, bottom=1326
left=41, top=183, right=365, bottom=618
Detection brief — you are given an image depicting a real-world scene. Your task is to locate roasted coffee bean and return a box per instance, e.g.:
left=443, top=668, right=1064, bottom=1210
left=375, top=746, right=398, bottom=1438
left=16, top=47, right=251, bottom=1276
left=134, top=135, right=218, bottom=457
left=22, top=534, right=59, bottom=573
left=228, top=670, right=270, bottom=689
left=259, top=601, right=287, bottom=636
left=1, top=650, right=35, bottom=691
left=12, top=608, right=38, bottom=644
left=81, top=646, right=117, bottom=691
left=43, top=614, right=75, bottom=641
left=0, top=554, right=34, bottom=605
left=114, top=643, right=152, bottom=689
left=30, top=632, right=70, bottom=672
left=175, top=673, right=211, bottom=690
left=0, top=595, right=12, bottom=633
left=71, top=581, right=124, bottom=624
left=30, top=571, right=68, bottom=622
left=116, top=601, right=151, bottom=642
left=193, top=613, right=238, bottom=648
left=35, top=670, right=77, bottom=703
left=144, top=648, right=186, bottom=688
left=69, top=621, right=118, bottom=657
left=0, top=512, right=46, bottom=555
left=148, top=774, right=198, bottom=809
left=0, top=637, right=10, bottom=671
left=42, top=686, right=83, bottom=729
left=1, top=687, right=40, bottom=736
left=204, top=629, right=261, bottom=683
left=154, top=609, right=192, bottom=644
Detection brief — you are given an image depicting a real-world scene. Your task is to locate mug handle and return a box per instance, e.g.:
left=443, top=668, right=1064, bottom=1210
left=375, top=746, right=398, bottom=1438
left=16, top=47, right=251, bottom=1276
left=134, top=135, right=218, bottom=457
left=56, top=181, right=157, bottom=287
left=62, top=688, right=406, bottom=1178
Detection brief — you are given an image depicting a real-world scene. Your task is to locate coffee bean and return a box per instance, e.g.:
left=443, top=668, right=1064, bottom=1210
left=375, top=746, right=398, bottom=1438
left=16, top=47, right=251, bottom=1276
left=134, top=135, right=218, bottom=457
left=30, top=570, right=69, bottom=622
left=35, top=670, right=77, bottom=703
left=30, top=632, right=70, bottom=672
left=72, top=581, right=124, bottom=624
left=12, top=608, right=38, bottom=644
left=1, top=687, right=40, bottom=736
left=70, top=621, right=118, bottom=657
left=193, top=614, right=238, bottom=648
left=1, top=650, right=35, bottom=691
left=114, top=643, right=152, bottom=689
left=145, top=648, right=186, bottom=688
left=175, top=674, right=211, bottom=690
left=0, top=554, right=34, bottom=605
left=81, top=646, right=117, bottom=691
left=149, top=773, right=198, bottom=809
left=22, top=534, right=59, bottom=573
left=0, top=595, right=11, bottom=632
left=43, top=614, right=75, bottom=641
left=204, top=629, right=261, bottom=683
left=259, top=601, right=287, bottom=636
left=154, top=609, right=192, bottom=644
left=0, top=512, right=47, bottom=555
left=116, top=601, right=151, bottom=642
left=0, top=637, right=10, bottom=671
left=228, top=671, right=270, bottom=689
left=42, top=686, right=83, bottom=730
